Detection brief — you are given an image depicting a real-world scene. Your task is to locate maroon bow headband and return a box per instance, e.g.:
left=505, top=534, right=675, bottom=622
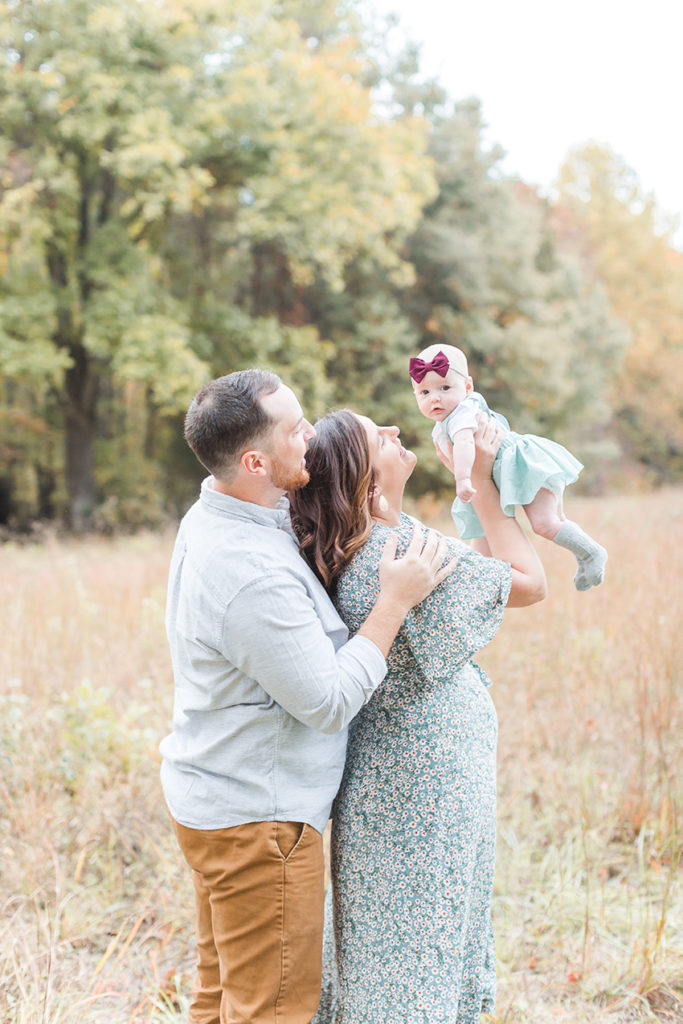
left=408, top=351, right=450, bottom=383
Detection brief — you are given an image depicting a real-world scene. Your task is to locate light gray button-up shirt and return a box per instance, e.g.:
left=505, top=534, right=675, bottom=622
left=160, top=477, right=387, bottom=833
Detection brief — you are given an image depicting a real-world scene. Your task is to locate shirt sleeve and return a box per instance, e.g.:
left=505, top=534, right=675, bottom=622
left=444, top=399, right=479, bottom=439
left=221, top=572, right=386, bottom=734
left=431, top=421, right=452, bottom=456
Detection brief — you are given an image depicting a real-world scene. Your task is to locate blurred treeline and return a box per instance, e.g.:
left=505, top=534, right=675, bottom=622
left=1, top=0, right=682, bottom=532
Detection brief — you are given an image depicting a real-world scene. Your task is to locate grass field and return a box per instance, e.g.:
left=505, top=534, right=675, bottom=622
left=1, top=490, right=681, bottom=1023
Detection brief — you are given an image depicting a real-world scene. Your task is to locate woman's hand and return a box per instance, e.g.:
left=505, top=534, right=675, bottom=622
left=435, top=416, right=501, bottom=482
left=468, top=417, right=547, bottom=607
left=470, top=415, right=502, bottom=487
left=434, top=438, right=454, bottom=473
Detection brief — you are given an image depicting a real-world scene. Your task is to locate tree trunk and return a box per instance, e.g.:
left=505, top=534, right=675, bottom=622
left=64, top=344, right=98, bottom=532
left=47, top=216, right=99, bottom=531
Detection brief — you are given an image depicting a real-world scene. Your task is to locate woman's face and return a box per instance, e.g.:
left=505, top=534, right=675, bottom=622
left=356, top=415, right=417, bottom=492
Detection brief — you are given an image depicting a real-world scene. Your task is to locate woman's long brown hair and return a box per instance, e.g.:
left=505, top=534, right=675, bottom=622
left=289, top=410, right=375, bottom=592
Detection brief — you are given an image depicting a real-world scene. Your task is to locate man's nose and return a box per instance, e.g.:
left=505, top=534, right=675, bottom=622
left=303, top=420, right=315, bottom=441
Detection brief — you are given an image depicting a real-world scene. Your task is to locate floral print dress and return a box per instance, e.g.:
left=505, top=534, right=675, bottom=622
left=313, top=515, right=512, bottom=1024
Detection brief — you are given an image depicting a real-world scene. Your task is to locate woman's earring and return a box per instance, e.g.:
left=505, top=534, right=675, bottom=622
left=377, top=494, right=389, bottom=513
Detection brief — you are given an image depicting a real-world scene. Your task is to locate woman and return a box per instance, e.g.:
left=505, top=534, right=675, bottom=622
left=289, top=411, right=546, bottom=1024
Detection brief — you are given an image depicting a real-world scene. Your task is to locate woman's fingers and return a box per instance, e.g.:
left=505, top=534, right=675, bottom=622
left=474, top=414, right=502, bottom=451
left=434, top=440, right=454, bottom=472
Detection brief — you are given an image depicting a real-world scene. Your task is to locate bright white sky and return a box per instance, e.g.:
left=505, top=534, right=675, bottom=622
left=366, top=0, right=683, bottom=244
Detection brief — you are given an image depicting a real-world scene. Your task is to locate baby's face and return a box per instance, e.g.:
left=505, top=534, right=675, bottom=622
left=412, top=369, right=471, bottom=422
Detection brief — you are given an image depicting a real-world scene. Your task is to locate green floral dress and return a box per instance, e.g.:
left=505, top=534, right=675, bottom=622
left=313, top=515, right=512, bottom=1024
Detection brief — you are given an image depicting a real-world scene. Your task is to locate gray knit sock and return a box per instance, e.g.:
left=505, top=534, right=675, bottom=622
left=552, top=521, right=608, bottom=591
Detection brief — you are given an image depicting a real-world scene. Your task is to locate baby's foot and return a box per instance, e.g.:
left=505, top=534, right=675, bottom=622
left=574, top=545, right=608, bottom=591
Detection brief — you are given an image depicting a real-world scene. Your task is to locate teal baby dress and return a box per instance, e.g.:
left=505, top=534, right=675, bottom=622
left=433, top=392, right=583, bottom=540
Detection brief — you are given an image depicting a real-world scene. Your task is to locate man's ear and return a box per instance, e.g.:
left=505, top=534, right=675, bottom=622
left=241, top=449, right=268, bottom=477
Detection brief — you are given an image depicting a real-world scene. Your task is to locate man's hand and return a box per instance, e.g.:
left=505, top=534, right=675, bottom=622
left=358, top=527, right=460, bottom=657
left=378, top=527, right=458, bottom=614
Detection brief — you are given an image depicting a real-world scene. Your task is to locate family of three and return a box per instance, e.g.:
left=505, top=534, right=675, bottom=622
left=160, top=364, right=549, bottom=1024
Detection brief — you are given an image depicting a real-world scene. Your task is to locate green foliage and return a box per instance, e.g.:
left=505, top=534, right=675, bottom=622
left=398, top=101, right=628, bottom=491
left=0, top=677, right=155, bottom=798
left=0, top=0, right=440, bottom=526
left=306, top=96, right=628, bottom=498
left=0, top=0, right=226, bottom=524
left=0, top=3, right=678, bottom=529
left=54, top=678, right=156, bottom=786
left=558, top=144, right=683, bottom=482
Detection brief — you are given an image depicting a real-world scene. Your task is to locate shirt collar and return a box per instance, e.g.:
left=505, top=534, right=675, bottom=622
left=200, top=476, right=290, bottom=529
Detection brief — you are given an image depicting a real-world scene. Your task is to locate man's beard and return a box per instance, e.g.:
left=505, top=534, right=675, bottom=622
left=270, top=458, right=310, bottom=492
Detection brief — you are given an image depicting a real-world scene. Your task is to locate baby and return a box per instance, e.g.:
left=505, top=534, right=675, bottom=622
left=409, top=344, right=607, bottom=591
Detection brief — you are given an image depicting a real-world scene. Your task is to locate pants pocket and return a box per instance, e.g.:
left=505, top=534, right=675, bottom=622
left=275, top=821, right=305, bottom=860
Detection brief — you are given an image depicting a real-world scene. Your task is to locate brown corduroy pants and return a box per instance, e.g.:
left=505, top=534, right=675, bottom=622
left=171, top=817, right=325, bottom=1024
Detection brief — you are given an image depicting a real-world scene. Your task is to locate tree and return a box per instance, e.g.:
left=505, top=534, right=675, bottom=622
left=397, top=102, right=626, bottom=493
left=557, top=143, right=683, bottom=481
left=0, top=0, right=437, bottom=527
left=0, top=0, right=223, bottom=527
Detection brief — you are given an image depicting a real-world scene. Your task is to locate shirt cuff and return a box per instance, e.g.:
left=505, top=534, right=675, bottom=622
left=345, top=634, right=387, bottom=685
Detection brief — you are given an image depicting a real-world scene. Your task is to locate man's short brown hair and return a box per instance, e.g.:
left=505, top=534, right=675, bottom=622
left=184, top=369, right=281, bottom=480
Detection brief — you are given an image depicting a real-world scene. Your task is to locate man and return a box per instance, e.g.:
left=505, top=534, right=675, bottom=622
left=161, top=369, right=454, bottom=1024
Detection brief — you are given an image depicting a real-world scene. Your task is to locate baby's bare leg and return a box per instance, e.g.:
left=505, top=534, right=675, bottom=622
left=470, top=537, right=492, bottom=557
left=525, top=489, right=606, bottom=591
left=523, top=488, right=565, bottom=539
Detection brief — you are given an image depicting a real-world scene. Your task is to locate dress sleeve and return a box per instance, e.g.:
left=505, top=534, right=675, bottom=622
left=336, top=521, right=512, bottom=683
left=334, top=532, right=385, bottom=636
left=402, top=545, right=511, bottom=681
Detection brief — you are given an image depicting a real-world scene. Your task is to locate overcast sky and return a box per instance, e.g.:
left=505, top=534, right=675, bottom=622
left=366, top=0, right=682, bottom=245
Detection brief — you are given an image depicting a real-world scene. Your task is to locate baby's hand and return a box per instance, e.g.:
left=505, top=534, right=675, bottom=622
left=456, top=478, right=477, bottom=503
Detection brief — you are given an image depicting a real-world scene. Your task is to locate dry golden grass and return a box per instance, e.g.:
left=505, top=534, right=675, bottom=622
left=1, top=492, right=681, bottom=1023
